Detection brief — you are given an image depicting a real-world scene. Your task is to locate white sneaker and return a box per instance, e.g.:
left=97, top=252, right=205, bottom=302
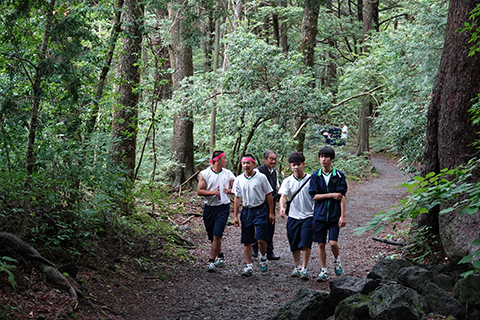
left=317, top=269, right=329, bottom=282
left=334, top=259, right=343, bottom=276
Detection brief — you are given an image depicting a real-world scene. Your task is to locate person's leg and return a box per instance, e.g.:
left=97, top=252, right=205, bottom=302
left=318, top=242, right=327, bottom=268
left=302, top=247, right=311, bottom=269
left=211, top=236, right=222, bottom=260
left=211, top=204, right=229, bottom=264
left=292, top=250, right=301, bottom=266
left=258, top=239, right=267, bottom=256
left=330, top=240, right=339, bottom=259
left=266, top=205, right=279, bottom=259
left=244, top=243, right=253, bottom=265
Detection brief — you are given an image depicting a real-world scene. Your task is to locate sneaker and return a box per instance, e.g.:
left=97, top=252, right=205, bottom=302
left=242, top=266, right=253, bottom=277
left=207, top=261, right=216, bottom=272
left=291, top=266, right=301, bottom=277
left=334, top=260, right=343, bottom=276
left=300, top=268, right=309, bottom=280
left=317, top=269, right=329, bottom=282
left=214, top=256, right=225, bottom=267
left=260, top=258, right=268, bottom=272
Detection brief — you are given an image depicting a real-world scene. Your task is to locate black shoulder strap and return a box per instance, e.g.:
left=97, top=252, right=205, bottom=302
left=289, top=175, right=311, bottom=202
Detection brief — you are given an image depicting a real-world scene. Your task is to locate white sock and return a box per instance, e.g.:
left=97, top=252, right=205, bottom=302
left=260, top=254, right=267, bottom=260
left=322, top=267, right=328, bottom=272
left=246, top=264, right=253, bottom=269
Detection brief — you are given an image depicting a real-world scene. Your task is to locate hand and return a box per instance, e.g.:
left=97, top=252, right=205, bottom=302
left=331, top=193, right=343, bottom=201
left=338, top=216, right=346, bottom=228
left=279, top=208, right=286, bottom=219
left=223, top=186, right=232, bottom=194
left=269, top=213, right=275, bottom=224
left=233, top=217, right=240, bottom=227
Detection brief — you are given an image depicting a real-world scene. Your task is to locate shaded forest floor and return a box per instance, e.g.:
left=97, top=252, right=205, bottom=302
left=1, top=154, right=413, bottom=320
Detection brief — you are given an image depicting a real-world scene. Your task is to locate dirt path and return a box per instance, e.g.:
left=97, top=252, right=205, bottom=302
left=127, top=155, right=410, bottom=320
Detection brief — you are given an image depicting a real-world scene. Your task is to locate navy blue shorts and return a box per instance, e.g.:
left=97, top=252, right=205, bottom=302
left=203, top=204, right=230, bottom=242
left=286, top=217, right=313, bottom=252
left=240, top=205, right=269, bottom=244
left=312, top=220, right=340, bottom=243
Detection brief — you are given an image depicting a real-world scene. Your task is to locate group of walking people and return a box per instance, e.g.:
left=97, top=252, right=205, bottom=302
left=196, top=146, right=347, bottom=281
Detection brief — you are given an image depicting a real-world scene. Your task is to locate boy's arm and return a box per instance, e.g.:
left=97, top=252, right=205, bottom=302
left=233, top=196, right=241, bottom=227
left=279, top=193, right=288, bottom=218
left=266, top=193, right=275, bottom=224
left=338, top=195, right=346, bottom=227
left=197, top=173, right=220, bottom=197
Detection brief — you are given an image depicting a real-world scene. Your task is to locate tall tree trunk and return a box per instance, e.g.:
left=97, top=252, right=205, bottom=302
left=279, top=0, right=288, bottom=53
left=209, top=8, right=223, bottom=153
left=419, top=0, right=480, bottom=258
left=88, top=0, right=124, bottom=134
left=203, top=11, right=214, bottom=73
left=356, top=0, right=377, bottom=157
left=19, top=0, right=56, bottom=238
left=297, top=0, right=320, bottom=153
left=222, top=0, right=243, bottom=71
left=110, top=0, right=143, bottom=213
left=169, top=0, right=195, bottom=188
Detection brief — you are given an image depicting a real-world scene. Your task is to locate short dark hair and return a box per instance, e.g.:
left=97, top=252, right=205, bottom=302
left=211, top=150, right=224, bottom=163
left=263, top=150, right=276, bottom=159
left=288, top=152, right=305, bottom=164
left=318, top=146, right=335, bottom=159
left=243, top=153, right=255, bottom=160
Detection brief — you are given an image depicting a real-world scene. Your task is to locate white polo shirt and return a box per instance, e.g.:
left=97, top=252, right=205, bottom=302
left=233, top=171, right=273, bottom=208
left=278, top=173, right=314, bottom=220
left=200, top=167, right=235, bottom=206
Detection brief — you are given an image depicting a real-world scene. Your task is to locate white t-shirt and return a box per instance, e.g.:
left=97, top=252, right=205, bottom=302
left=200, top=167, right=235, bottom=206
left=233, top=171, right=273, bottom=208
left=279, top=173, right=314, bottom=220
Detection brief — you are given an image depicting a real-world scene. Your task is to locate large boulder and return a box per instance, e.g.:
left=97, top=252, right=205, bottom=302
left=453, top=271, right=480, bottom=308
left=438, top=208, right=480, bottom=258
left=431, top=255, right=475, bottom=292
left=276, top=287, right=334, bottom=320
left=335, top=294, right=371, bottom=320
left=397, top=265, right=432, bottom=293
left=423, top=282, right=466, bottom=320
left=367, top=259, right=416, bottom=282
left=328, top=276, right=379, bottom=306
left=368, top=284, right=429, bottom=320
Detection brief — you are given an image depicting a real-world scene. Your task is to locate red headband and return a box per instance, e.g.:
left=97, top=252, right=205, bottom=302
left=210, top=152, right=225, bottom=165
left=241, top=157, right=256, bottom=164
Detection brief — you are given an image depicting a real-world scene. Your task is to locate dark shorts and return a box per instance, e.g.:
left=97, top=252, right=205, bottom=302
left=203, top=204, right=230, bottom=242
left=286, top=217, right=313, bottom=252
left=240, top=205, right=269, bottom=244
left=312, top=220, right=340, bottom=243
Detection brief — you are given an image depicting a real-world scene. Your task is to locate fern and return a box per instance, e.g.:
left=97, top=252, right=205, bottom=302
left=0, top=256, right=17, bottom=292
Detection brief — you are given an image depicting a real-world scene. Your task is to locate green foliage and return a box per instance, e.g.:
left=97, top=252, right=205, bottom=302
left=460, top=3, right=480, bottom=57
left=403, top=226, right=441, bottom=265
left=355, top=159, right=480, bottom=271
left=337, top=0, right=447, bottom=172
left=0, top=256, right=17, bottom=292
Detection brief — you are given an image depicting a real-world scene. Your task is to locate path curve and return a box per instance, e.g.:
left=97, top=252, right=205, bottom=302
left=132, top=155, right=409, bottom=320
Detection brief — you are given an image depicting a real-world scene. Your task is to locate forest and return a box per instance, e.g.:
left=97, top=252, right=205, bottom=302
left=1, top=0, right=480, bottom=317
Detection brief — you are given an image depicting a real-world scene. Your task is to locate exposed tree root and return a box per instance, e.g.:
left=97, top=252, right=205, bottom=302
left=0, top=232, right=81, bottom=300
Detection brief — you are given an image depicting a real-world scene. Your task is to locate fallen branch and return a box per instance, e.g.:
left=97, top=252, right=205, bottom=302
left=372, top=237, right=405, bottom=246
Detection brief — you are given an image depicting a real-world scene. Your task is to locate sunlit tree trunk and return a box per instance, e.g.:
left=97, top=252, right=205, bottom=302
left=110, top=0, right=143, bottom=214
left=419, top=0, right=480, bottom=258
left=169, top=0, right=195, bottom=188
